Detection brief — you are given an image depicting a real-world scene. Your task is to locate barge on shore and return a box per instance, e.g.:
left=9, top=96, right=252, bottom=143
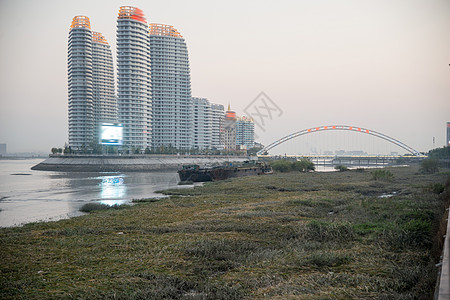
left=178, top=161, right=272, bottom=182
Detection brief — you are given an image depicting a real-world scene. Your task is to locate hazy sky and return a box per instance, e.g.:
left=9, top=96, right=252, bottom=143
left=0, top=0, right=449, bottom=153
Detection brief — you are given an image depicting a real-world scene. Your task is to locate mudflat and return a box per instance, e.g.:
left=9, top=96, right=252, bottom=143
left=1, top=165, right=449, bottom=299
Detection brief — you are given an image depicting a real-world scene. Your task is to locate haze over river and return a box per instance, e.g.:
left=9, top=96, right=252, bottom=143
left=0, top=159, right=182, bottom=227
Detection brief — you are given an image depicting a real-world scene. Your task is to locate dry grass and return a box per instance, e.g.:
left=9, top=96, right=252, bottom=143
left=0, top=165, right=449, bottom=299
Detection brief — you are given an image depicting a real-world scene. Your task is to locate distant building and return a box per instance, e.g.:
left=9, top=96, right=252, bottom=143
left=0, top=144, right=6, bottom=155
left=117, top=6, right=151, bottom=150
left=236, top=116, right=255, bottom=149
left=210, top=103, right=224, bottom=150
left=223, top=105, right=237, bottom=150
left=192, top=97, right=212, bottom=150
left=149, top=23, right=192, bottom=150
left=447, top=122, right=450, bottom=146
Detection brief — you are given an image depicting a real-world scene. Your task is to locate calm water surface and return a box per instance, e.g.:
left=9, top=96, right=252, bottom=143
left=0, top=159, right=182, bottom=227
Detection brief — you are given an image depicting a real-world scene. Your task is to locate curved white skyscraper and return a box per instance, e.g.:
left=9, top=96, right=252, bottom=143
left=92, top=32, right=117, bottom=141
left=117, top=6, right=151, bottom=151
left=68, top=16, right=94, bottom=149
left=149, top=24, right=192, bottom=150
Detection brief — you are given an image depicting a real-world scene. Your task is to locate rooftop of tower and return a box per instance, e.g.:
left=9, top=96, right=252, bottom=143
left=118, top=6, right=146, bottom=23
left=70, top=16, right=90, bottom=30
left=149, top=23, right=183, bottom=38
left=92, top=32, right=109, bottom=45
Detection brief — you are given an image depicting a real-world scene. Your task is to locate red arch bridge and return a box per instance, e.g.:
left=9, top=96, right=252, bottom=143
left=256, top=125, right=423, bottom=158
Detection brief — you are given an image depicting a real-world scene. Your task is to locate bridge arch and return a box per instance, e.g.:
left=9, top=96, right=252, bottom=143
left=257, top=125, right=420, bottom=156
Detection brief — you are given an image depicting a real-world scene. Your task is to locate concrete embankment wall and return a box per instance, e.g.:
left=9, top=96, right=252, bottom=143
left=437, top=209, right=450, bottom=300
left=31, top=155, right=248, bottom=172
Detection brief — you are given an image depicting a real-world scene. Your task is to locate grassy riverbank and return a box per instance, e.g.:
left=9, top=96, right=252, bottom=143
left=1, top=165, right=449, bottom=299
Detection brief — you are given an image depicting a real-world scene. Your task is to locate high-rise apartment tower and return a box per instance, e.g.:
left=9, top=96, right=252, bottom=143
left=236, top=116, right=255, bottom=149
left=210, top=103, right=224, bottom=150
left=68, top=16, right=94, bottom=148
left=92, top=32, right=117, bottom=141
left=117, top=6, right=152, bottom=150
left=149, top=24, right=192, bottom=150
left=192, top=97, right=212, bottom=150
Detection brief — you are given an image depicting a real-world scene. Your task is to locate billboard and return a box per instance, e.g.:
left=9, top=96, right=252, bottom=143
left=100, top=123, right=123, bottom=145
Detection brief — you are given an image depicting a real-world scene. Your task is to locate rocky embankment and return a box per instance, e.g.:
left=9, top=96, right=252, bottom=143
left=31, top=155, right=248, bottom=172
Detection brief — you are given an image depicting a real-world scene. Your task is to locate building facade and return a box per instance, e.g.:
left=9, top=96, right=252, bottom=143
left=0, top=144, right=6, bottom=155
left=68, top=16, right=94, bottom=149
left=192, top=97, right=212, bottom=150
left=92, top=32, right=117, bottom=142
left=117, top=6, right=152, bottom=151
left=210, top=103, right=224, bottom=150
left=236, top=116, right=255, bottom=149
left=149, top=24, right=192, bottom=150
left=447, top=122, right=450, bottom=146
left=223, top=105, right=237, bottom=150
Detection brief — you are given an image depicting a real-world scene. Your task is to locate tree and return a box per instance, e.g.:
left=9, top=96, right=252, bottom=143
left=51, top=148, right=58, bottom=155
left=64, top=146, right=73, bottom=154
left=292, top=159, right=315, bottom=172
left=429, top=146, right=450, bottom=159
left=420, top=158, right=439, bottom=174
left=247, top=146, right=263, bottom=156
left=270, top=160, right=292, bottom=172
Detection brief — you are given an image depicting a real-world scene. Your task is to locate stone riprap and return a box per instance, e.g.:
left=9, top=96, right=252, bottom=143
left=31, top=155, right=248, bottom=172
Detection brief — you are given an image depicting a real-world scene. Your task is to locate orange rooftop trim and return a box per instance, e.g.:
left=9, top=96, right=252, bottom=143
left=70, top=16, right=90, bottom=30
left=149, top=23, right=183, bottom=38
left=118, top=6, right=146, bottom=23
left=92, top=32, right=108, bottom=45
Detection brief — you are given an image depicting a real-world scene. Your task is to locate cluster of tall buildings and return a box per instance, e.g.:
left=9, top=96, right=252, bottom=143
left=67, top=6, right=254, bottom=152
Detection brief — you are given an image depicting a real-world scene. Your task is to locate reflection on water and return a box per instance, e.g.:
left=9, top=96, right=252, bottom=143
left=0, top=159, right=183, bottom=227
left=99, top=175, right=127, bottom=200
left=100, top=200, right=128, bottom=206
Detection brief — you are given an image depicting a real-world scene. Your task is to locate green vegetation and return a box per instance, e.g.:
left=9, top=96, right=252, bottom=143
left=1, top=166, right=449, bottom=299
left=371, top=169, right=394, bottom=181
left=270, top=159, right=315, bottom=173
left=334, top=165, right=349, bottom=172
left=79, top=202, right=125, bottom=212
left=421, top=158, right=439, bottom=174
left=50, top=147, right=62, bottom=155
left=429, top=146, right=450, bottom=159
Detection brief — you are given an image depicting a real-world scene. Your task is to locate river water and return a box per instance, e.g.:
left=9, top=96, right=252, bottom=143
left=0, top=159, right=182, bottom=227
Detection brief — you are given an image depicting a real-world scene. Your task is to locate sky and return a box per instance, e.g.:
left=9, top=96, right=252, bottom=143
left=0, top=0, right=449, bottom=153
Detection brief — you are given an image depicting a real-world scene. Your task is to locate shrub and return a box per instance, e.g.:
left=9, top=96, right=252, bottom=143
left=270, top=160, right=292, bottom=172
left=426, top=183, right=445, bottom=194
left=334, top=165, right=348, bottom=172
left=79, top=202, right=124, bottom=212
left=292, top=159, right=315, bottom=172
left=420, top=158, right=439, bottom=174
left=270, top=159, right=315, bottom=173
left=371, top=169, right=394, bottom=181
